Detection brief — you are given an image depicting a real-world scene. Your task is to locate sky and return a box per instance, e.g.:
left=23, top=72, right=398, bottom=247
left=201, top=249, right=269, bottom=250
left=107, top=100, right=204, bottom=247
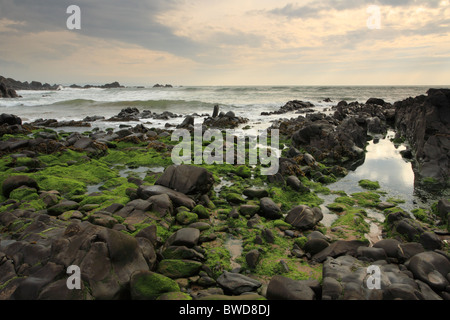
left=0, top=0, right=449, bottom=86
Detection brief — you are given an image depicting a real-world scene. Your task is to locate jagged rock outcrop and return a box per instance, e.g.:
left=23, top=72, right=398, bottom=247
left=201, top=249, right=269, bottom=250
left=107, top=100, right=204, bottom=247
left=394, top=88, right=450, bottom=188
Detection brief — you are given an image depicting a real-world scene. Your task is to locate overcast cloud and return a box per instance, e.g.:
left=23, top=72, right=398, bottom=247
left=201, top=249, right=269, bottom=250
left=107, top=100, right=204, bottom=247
left=0, top=0, right=449, bottom=85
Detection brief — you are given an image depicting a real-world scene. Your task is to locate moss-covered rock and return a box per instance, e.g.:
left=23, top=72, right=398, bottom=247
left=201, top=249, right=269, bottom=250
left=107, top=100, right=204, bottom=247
left=157, top=292, right=192, bottom=300
left=176, top=211, right=198, bottom=225
left=9, top=186, right=39, bottom=201
left=226, top=192, right=247, bottom=204
left=47, top=200, right=79, bottom=216
left=156, top=259, right=202, bottom=279
left=239, top=204, right=260, bottom=217
left=235, top=165, right=251, bottom=178
left=130, top=270, right=180, bottom=300
left=358, top=179, right=380, bottom=190
left=192, top=204, right=210, bottom=219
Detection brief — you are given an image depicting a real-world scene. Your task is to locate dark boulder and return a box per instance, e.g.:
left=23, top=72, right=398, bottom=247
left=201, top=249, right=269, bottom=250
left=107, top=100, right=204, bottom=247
left=373, top=239, right=401, bottom=259
left=266, top=275, right=315, bottom=300
left=312, top=240, right=368, bottom=263
left=0, top=113, right=22, bottom=125
left=366, top=98, right=386, bottom=106
left=303, top=238, right=329, bottom=256
left=165, top=227, right=200, bottom=248
left=216, top=271, right=261, bottom=295
left=2, top=175, right=39, bottom=198
left=394, top=89, right=450, bottom=187
left=155, top=164, right=214, bottom=196
left=137, top=185, right=196, bottom=209
left=407, top=251, right=450, bottom=292
left=286, top=175, right=310, bottom=193
left=285, top=205, right=323, bottom=230
left=437, top=199, right=450, bottom=221
left=176, top=115, right=195, bottom=129
left=259, top=197, right=282, bottom=220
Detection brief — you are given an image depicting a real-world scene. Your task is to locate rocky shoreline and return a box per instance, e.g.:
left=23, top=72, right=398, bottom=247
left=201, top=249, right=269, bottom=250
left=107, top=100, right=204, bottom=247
left=0, top=75, right=126, bottom=97
left=0, top=89, right=449, bottom=300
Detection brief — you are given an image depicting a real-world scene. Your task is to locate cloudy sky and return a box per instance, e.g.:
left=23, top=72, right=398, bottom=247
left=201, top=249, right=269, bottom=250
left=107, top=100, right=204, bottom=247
left=0, top=0, right=449, bottom=86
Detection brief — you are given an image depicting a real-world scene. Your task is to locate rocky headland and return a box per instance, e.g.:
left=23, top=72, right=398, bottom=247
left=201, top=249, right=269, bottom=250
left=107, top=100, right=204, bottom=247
left=0, top=89, right=449, bottom=300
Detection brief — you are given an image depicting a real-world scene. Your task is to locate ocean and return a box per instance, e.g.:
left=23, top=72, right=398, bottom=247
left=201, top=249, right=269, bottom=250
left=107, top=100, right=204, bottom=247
left=0, top=85, right=443, bottom=129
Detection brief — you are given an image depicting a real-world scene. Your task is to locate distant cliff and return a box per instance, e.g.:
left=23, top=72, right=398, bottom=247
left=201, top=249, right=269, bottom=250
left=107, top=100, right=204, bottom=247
left=0, top=75, right=59, bottom=91
left=0, top=75, right=125, bottom=93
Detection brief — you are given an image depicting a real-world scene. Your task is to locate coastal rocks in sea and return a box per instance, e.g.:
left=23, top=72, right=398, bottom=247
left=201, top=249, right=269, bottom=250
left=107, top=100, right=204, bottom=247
left=0, top=76, right=59, bottom=91
left=394, top=88, right=450, bottom=188
left=30, top=118, right=91, bottom=128
left=0, top=114, right=22, bottom=126
left=285, top=205, right=323, bottom=230
left=69, top=81, right=124, bottom=89
left=176, top=115, right=195, bottom=130
left=155, top=164, right=214, bottom=196
left=0, top=82, right=20, bottom=98
left=203, top=110, right=248, bottom=129
left=106, top=107, right=181, bottom=122
left=261, top=100, right=315, bottom=116
left=107, top=107, right=141, bottom=122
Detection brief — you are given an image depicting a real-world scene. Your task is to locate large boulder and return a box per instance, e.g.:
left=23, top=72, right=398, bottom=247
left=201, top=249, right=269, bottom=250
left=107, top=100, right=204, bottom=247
left=130, top=270, right=180, bottom=300
left=2, top=175, right=39, bottom=198
left=165, top=227, right=200, bottom=248
left=155, top=165, right=214, bottom=196
left=259, top=197, right=282, bottom=220
left=394, top=89, right=450, bottom=187
left=0, top=83, right=20, bottom=98
left=407, top=251, right=450, bottom=292
left=292, top=117, right=367, bottom=166
left=137, top=185, right=196, bottom=209
left=50, top=222, right=149, bottom=299
left=285, top=205, right=323, bottom=230
left=0, top=113, right=22, bottom=125
left=216, top=271, right=261, bottom=295
left=312, top=240, right=368, bottom=263
left=266, top=275, right=316, bottom=300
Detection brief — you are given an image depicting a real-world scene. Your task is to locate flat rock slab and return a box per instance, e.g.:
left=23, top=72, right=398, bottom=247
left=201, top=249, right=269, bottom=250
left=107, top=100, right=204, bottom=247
left=165, top=227, right=200, bottom=248
left=216, top=271, right=262, bottom=295
left=312, top=240, right=368, bottom=263
left=266, top=275, right=316, bottom=300
left=137, top=185, right=195, bottom=209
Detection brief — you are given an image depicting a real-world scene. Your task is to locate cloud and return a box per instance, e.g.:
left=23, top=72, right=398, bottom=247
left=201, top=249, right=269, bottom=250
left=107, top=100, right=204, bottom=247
left=0, top=0, right=203, bottom=59
left=266, top=0, right=444, bottom=19
left=0, top=0, right=449, bottom=85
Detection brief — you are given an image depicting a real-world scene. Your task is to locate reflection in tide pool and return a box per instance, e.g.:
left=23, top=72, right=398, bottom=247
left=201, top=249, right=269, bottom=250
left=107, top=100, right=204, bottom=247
left=328, top=131, right=415, bottom=209
left=320, top=131, right=418, bottom=227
